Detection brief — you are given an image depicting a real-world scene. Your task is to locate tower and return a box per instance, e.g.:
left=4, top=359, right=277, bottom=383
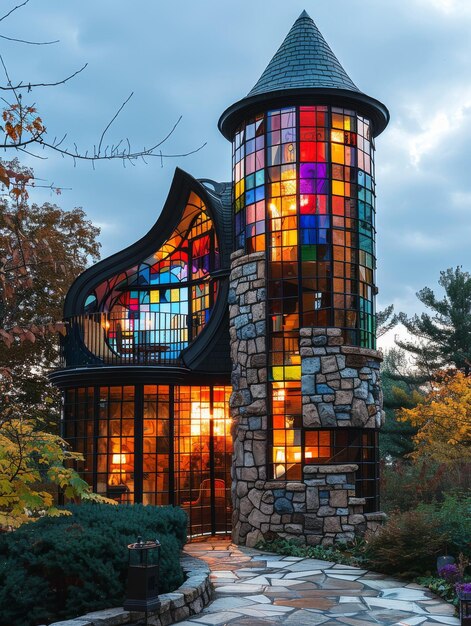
left=220, top=11, right=389, bottom=546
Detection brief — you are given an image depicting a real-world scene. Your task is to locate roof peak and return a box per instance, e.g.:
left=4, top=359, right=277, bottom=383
left=218, top=11, right=390, bottom=139
left=247, top=11, right=359, bottom=98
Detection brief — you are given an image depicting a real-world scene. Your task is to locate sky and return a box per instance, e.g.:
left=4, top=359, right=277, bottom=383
left=2, top=0, right=471, bottom=348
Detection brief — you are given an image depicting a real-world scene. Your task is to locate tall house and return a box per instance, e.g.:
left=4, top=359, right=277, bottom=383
left=219, top=11, right=389, bottom=546
left=50, top=11, right=389, bottom=546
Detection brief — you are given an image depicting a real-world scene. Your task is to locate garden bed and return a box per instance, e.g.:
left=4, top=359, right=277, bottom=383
left=47, top=553, right=212, bottom=626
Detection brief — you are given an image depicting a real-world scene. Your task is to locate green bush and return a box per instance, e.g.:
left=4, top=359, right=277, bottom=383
left=415, top=576, right=458, bottom=606
left=364, top=509, right=449, bottom=577
left=256, top=537, right=365, bottom=566
left=416, top=493, right=471, bottom=558
left=0, top=503, right=188, bottom=626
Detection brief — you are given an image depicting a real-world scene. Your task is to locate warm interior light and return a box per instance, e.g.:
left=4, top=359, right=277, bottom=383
left=294, top=451, right=301, bottom=462
left=275, top=449, right=286, bottom=464
left=212, top=407, right=228, bottom=437
left=190, top=403, right=229, bottom=438
left=112, top=453, right=127, bottom=465
left=273, top=386, right=286, bottom=402
left=190, top=402, right=210, bottom=437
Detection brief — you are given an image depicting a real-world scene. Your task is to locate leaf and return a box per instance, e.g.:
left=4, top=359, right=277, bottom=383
left=0, top=164, right=10, bottom=187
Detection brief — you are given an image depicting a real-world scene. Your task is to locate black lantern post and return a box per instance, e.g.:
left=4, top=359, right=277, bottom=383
left=459, top=588, right=471, bottom=626
left=123, top=536, right=161, bottom=625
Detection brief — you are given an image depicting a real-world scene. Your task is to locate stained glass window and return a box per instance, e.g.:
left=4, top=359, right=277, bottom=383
left=232, top=105, right=378, bottom=481
left=232, top=106, right=376, bottom=351
left=83, top=192, right=220, bottom=360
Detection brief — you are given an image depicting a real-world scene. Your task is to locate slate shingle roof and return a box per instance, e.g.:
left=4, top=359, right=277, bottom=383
left=218, top=10, right=389, bottom=139
left=248, top=10, right=359, bottom=97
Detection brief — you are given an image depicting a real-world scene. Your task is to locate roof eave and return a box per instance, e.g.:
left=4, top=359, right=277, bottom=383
left=218, top=87, right=390, bottom=140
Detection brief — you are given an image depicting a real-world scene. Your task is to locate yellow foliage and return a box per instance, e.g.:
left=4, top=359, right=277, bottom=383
left=398, top=371, right=471, bottom=463
left=0, top=417, right=115, bottom=529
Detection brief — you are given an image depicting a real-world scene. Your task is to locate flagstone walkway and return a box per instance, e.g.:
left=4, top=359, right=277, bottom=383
left=180, top=539, right=459, bottom=626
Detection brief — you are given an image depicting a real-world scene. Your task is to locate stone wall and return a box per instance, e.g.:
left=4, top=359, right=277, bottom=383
left=236, top=464, right=371, bottom=548
left=228, top=250, right=385, bottom=548
left=47, top=553, right=212, bottom=626
left=228, top=250, right=269, bottom=546
left=300, top=327, right=384, bottom=429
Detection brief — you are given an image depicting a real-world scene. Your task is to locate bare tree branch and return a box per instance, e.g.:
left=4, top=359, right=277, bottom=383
left=0, top=0, right=30, bottom=24
left=0, top=33, right=59, bottom=46
left=0, top=63, right=88, bottom=91
left=37, top=136, right=207, bottom=162
left=0, top=133, right=45, bottom=150
left=0, top=53, right=21, bottom=108
left=0, top=24, right=206, bottom=176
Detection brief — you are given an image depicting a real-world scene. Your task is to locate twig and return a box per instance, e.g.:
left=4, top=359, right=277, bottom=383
left=0, top=34, right=59, bottom=46
left=0, top=0, right=30, bottom=24
left=0, top=63, right=88, bottom=92
left=97, top=92, right=133, bottom=156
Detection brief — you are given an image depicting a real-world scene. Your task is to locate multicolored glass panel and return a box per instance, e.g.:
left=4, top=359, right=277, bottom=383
left=233, top=105, right=377, bottom=480
left=84, top=192, right=220, bottom=358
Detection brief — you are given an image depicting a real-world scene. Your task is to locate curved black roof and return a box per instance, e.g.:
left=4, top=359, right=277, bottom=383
left=219, top=10, right=389, bottom=139
left=62, top=168, right=233, bottom=375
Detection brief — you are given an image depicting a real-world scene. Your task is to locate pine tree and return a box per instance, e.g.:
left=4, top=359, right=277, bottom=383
left=380, top=349, right=421, bottom=460
left=397, top=267, right=471, bottom=376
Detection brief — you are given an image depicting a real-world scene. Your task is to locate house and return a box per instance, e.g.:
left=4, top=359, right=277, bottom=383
left=50, top=10, right=389, bottom=545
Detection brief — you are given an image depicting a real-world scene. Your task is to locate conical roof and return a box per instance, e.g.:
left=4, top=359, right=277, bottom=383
left=219, top=10, right=389, bottom=139
left=248, top=10, right=359, bottom=97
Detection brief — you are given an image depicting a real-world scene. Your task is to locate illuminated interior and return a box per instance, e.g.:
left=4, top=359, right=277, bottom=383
left=82, top=192, right=220, bottom=360
left=233, top=105, right=377, bottom=486
left=64, top=384, right=232, bottom=535
left=233, top=105, right=376, bottom=350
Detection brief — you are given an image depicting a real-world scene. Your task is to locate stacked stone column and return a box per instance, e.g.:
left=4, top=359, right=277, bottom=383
left=228, top=250, right=269, bottom=546
left=229, top=250, right=385, bottom=547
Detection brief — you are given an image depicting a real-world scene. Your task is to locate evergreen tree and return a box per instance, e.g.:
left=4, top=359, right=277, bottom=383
left=380, top=349, right=421, bottom=460
left=397, top=267, right=471, bottom=376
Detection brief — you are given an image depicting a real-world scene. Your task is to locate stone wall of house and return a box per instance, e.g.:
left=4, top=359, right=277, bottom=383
left=300, top=327, right=384, bottom=429
left=238, top=464, right=372, bottom=548
left=228, top=250, right=269, bottom=546
left=228, top=250, right=385, bottom=548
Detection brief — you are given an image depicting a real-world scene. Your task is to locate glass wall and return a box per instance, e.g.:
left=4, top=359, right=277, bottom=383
left=142, top=385, right=170, bottom=506
left=79, top=192, right=221, bottom=362
left=173, top=386, right=232, bottom=536
left=233, top=105, right=376, bottom=349
left=233, top=105, right=379, bottom=503
left=63, top=384, right=232, bottom=535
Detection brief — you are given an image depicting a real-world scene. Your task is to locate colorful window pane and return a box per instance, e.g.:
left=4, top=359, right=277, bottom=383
left=84, top=193, right=220, bottom=360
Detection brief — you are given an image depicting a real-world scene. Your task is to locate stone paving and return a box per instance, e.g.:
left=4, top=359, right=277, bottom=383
left=179, top=539, right=459, bottom=626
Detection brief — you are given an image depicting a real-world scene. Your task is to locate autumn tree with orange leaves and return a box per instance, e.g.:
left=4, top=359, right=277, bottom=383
left=398, top=371, right=471, bottom=463
left=0, top=0, right=203, bottom=525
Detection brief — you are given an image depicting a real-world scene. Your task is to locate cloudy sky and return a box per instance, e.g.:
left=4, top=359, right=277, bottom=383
left=2, top=0, right=471, bottom=346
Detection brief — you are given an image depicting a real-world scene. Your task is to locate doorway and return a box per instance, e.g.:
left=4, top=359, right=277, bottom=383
left=174, top=385, right=232, bottom=537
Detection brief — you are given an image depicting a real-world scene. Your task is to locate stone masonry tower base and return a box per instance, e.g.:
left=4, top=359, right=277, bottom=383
left=229, top=250, right=386, bottom=548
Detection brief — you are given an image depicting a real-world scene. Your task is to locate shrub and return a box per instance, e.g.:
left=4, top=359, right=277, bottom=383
left=363, top=509, right=449, bottom=577
left=381, top=460, right=471, bottom=513
left=417, top=493, right=471, bottom=558
left=0, top=503, right=188, bottom=626
left=256, top=537, right=365, bottom=566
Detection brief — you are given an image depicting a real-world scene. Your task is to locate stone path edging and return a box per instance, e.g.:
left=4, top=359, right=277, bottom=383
left=48, top=553, right=212, bottom=626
